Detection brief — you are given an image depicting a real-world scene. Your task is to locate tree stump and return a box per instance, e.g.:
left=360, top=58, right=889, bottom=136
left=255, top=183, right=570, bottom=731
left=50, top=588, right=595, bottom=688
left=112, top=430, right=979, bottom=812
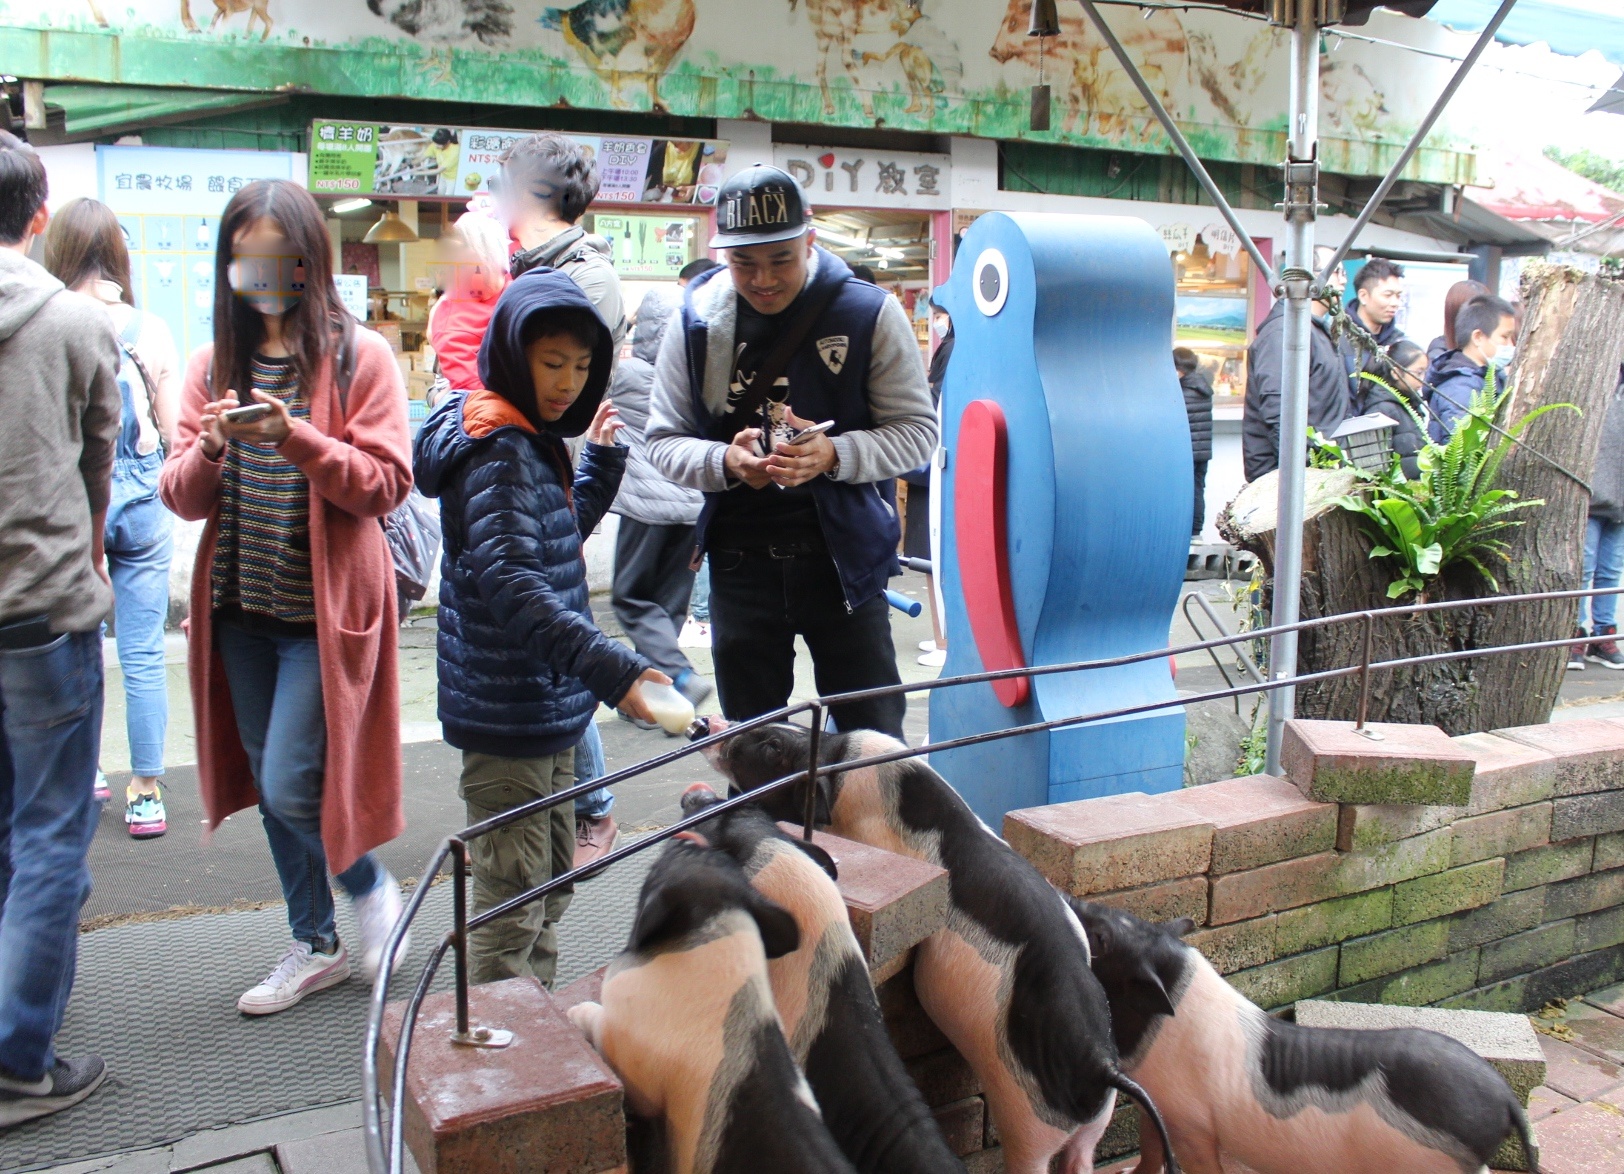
left=1220, top=264, right=1624, bottom=735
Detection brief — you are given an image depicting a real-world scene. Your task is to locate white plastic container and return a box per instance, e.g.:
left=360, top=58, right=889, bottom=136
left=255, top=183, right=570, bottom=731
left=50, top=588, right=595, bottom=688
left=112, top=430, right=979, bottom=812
left=640, top=682, right=696, bottom=736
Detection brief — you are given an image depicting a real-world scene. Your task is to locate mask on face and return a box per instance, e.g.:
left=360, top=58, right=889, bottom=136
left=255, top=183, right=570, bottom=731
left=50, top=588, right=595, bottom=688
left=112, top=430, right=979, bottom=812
left=228, top=252, right=306, bottom=315
left=1491, top=344, right=1516, bottom=372
left=932, top=316, right=949, bottom=338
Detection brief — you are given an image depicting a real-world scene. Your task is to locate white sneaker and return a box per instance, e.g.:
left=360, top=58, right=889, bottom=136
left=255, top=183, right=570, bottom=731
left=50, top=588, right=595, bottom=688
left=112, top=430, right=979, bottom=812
left=353, top=874, right=411, bottom=985
left=678, top=619, right=712, bottom=649
left=918, top=640, right=939, bottom=653
left=918, top=648, right=947, bottom=667
left=238, top=940, right=350, bottom=1016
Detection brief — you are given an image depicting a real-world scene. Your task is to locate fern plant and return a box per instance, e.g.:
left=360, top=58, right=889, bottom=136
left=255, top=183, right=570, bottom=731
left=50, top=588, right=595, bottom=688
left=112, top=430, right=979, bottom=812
left=1331, top=376, right=1572, bottom=600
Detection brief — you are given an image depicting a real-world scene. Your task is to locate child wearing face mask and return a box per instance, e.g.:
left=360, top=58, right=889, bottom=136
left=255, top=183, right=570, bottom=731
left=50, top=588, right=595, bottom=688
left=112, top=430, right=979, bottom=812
left=159, top=179, right=414, bottom=1015
left=1424, top=294, right=1518, bottom=443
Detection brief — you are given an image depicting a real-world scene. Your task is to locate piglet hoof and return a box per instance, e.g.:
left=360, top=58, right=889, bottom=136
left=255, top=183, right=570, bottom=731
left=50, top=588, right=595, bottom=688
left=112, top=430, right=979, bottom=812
left=681, top=782, right=722, bottom=815
left=566, top=1000, right=604, bottom=1050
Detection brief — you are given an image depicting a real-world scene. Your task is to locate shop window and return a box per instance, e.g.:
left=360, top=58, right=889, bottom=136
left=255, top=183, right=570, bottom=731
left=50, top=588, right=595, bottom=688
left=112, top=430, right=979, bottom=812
left=1173, top=241, right=1251, bottom=401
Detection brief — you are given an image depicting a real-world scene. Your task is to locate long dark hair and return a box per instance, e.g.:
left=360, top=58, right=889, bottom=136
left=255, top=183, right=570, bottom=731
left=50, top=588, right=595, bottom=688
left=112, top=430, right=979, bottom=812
left=44, top=197, right=134, bottom=305
left=212, top=179, right=348, bottom=398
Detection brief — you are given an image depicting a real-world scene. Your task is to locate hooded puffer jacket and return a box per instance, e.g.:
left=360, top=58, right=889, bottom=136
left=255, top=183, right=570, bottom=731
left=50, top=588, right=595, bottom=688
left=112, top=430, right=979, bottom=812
left=1181, top=367, right=1214, bottom=462
left=413, top=268, right=647, bottom=757
left=1424, top=349, right=1491, bottom=444
left=608, top=288, right=703, bottom=527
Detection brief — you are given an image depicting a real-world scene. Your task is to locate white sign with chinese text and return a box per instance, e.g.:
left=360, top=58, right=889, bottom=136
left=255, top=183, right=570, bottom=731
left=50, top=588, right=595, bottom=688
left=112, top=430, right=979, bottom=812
left=772, top=145, right=950, bottom=211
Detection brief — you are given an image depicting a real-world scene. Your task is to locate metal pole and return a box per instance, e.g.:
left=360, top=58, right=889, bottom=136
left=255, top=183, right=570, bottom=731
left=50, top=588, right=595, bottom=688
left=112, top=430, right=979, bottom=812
left=803, top=705, right=824, bottom=841
left=1075, top=0, right=1275, bottom=287
left=452, top=840, right=470, bottom=1038
left=1317, top=0, right=1520, bottom=287
left=1263, top=0, right=1320, bottom=776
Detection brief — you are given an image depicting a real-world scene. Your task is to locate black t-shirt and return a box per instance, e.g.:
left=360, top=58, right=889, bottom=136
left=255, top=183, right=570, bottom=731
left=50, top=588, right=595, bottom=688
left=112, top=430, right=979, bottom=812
left=709, top=293, right=821, bottom=549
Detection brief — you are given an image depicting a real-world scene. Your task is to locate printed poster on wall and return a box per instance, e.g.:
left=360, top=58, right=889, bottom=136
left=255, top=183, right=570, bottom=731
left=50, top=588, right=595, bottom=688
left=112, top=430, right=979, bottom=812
left=98, top=145, right=301, bottom=360
left=309, top=120, right=728, bottom=205
left=592, top=214, right=699, bottom=278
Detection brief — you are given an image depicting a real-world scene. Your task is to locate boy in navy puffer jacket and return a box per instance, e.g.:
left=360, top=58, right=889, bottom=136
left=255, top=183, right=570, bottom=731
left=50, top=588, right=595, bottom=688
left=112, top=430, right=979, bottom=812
left=413, top=269, right=667, bottom=987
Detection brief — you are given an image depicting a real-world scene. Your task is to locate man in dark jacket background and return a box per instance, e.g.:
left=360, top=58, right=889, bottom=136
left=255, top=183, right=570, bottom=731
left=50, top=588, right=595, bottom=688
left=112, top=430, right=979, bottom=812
left=1174, top=348, right=1213, bottom=536
left=1338, top=257, right=1407, bottom=388
left=607, top=288, right=710, bottom=718
left=1241, top=272, right=1350, bottom=482
left=413, top=270, right=664, bottom=986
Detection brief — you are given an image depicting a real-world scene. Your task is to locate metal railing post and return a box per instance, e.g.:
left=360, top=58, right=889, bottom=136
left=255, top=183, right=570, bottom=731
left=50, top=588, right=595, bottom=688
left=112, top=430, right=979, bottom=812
left=803, top=704, right=824, bottom=841
left=1354, top=611, right=1381, bottom=739
left=449, top=838, right=513, bottom=1049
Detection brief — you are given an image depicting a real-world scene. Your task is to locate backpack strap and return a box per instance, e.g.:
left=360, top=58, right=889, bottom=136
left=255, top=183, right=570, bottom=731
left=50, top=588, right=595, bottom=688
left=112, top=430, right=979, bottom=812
left=115, top=310, right=166, bottom=455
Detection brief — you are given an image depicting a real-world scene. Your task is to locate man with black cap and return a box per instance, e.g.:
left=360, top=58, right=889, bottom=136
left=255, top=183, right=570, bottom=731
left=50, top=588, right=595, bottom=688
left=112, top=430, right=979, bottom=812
left=646, top=164, right=936, bottom=737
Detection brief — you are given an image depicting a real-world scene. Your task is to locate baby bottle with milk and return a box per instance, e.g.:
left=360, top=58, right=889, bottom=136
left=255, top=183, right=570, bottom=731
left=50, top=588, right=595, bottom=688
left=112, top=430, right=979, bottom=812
left=640, top=681, right=696, bottom=735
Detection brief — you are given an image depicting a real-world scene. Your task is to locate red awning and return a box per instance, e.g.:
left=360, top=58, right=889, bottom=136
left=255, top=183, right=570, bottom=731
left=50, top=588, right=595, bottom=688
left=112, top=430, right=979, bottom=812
left=1467, top=149, right=1624, bottom=223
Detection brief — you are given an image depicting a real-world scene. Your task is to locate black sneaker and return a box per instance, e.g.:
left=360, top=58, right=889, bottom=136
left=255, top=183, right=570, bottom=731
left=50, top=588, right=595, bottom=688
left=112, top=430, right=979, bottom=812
left=1570, top=628, right=1589, bottom=672
left=1589, top=625, right=1624, bottom=670
left=0, top=1055, right=107, bottom=1127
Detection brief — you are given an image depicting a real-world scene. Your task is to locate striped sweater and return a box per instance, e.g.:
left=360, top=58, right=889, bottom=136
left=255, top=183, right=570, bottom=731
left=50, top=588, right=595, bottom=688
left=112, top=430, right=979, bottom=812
left=211, top=355, right=316, bottom=629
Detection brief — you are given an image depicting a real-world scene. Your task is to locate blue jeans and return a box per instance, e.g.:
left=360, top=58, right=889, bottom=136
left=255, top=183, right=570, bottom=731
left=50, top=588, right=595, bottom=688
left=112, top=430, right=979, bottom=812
left=217, top=621, right=381, bottom=948
left=0, top=630, right=102, bottom=1080
left=690, top=557, right=711, bottom=623
left=573, top=719, right=612, bottom=821
left=1585, top=517, right=1624, bottom=632
left=106, top=451, right=173, bottom=777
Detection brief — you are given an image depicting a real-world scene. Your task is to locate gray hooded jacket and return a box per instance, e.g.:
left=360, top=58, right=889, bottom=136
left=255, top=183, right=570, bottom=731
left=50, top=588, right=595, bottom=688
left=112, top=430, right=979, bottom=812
left=1591, top=370, right=1624, bottom=524
left=609, top=289, right=704, bottom=527
left=0, top=250, right=121, bottom=633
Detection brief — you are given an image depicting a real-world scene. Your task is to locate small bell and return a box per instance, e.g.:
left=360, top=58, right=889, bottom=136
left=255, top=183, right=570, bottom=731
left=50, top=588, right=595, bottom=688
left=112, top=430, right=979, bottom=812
left=1028, top=0, right=1057, bottom=131
left=1028, top=0, right=1060, bottom=37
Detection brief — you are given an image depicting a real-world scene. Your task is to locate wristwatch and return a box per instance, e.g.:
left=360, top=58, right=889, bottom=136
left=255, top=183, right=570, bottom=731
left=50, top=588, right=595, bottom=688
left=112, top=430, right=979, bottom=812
left=825, top=450, right=841, bottom=480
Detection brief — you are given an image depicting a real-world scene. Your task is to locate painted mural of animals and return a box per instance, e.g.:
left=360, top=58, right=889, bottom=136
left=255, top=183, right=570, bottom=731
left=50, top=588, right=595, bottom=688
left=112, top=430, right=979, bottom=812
left=367, top=0, right=514, bottom=46
left=206, top=0, right=273, bottom=40
left=86, top=0, right=198, bottom=31
left=1184, top=24, right=1275, bottom=128
left=540, top=0, right=696, bottom=110
left=856, top=5, right=963, bottom=116
left=1321, top=60, right=1390, bottom=140
left=792, top=0, right=933, bottom=118
left=990, top=0, right=1186, bottom=143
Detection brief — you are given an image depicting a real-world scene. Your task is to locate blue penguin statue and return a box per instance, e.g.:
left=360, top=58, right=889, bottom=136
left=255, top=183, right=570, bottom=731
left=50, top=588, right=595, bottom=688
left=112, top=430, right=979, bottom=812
left=929, top=211, right=1191, bottom=827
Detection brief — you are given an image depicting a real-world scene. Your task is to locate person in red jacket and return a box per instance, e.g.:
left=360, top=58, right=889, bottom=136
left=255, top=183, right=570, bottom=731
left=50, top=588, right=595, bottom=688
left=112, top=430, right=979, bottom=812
left=428, top=210, right=510, bottom=391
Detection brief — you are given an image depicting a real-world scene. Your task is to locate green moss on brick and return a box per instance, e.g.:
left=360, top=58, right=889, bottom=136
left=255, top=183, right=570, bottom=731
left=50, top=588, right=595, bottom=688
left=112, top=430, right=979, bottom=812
left=1337, top=805, right=1460, bottom=853
left=1227, top=947, right=1339, bottom=1010
left=1502, top=840, right=1594, bottom=893
left=1392, top=859, right=1505, bottom=926
left=1186, top=915, right=1279, bottom=975
left=1438, top=976, right=1530, bottom=1013
left=1334, top=948, right=1481, bottom=1006
left=1335, top=827, right=1455, bottom=896
left=1276, top=889, right=1394, bottom=955
left=1450, top=803, right=1552, bottom=867
left=1577, top=907, right=1624, bottom=954
left=1339, top=920, right=1451, bottom=987
left=1546, top=867, right=1624, bottom=921
left=1449, top=886, right=1546, bottom=952
left=1596, top=831, right=1624, bottom=872
left=1479, top=919, right=1577, bottom=985
left=1305, top=760, right=1474, bottom=806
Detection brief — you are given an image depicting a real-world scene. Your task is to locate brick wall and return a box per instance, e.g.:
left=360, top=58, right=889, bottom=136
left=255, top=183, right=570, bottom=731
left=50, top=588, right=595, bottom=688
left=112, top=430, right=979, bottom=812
left=1005, top=717, right=1624, bottom=1017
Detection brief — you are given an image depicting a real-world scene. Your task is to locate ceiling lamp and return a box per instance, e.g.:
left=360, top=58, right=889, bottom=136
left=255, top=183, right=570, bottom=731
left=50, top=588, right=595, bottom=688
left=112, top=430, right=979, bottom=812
left=331, top=197, right=373, bottom=215
left=363, top=210, right=418, bottom=243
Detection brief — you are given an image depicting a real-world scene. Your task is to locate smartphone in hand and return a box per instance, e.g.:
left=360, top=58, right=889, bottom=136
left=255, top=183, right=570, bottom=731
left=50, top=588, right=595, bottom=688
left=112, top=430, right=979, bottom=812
left=221, top=403, right=274, bottom=424
left=785, top=420, right=834, bottom=445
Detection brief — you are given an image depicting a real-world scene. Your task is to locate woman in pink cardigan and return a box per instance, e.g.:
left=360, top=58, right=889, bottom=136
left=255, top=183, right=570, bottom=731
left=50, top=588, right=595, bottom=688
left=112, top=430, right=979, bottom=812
left=160, top=180, right=413, bottom=1015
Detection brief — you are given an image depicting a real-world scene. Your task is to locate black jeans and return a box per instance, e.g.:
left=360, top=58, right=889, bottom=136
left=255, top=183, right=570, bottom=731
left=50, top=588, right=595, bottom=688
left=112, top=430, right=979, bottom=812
left=610, top=518, right=696, bottom=679
left=708, top=543, right=906, bottom=738
left=1192, top=459, right=1209, bottom=537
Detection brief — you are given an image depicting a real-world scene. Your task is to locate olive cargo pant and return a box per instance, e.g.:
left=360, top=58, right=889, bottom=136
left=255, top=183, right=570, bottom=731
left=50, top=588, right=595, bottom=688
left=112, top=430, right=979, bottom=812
left=459, top=748, right=576, bottom=987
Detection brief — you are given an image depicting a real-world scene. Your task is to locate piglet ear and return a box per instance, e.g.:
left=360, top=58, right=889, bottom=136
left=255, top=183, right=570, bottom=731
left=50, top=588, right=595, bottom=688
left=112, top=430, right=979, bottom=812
left=792, top=838, right=839, bottom=882
left=630, top=886, right=696, bottom=954
left=1126, top=969, right=1176, bottom=1020
left=747, top=891, right=802, bottom=960
left=1161, top=917, right=1197, bottom=939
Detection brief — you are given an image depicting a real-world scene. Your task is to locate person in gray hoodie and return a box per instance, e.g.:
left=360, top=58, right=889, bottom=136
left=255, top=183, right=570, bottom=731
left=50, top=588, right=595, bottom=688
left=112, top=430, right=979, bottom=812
left=0, top=130, right=121, bottom=1127
left=608, top=288, right=711, bottom=721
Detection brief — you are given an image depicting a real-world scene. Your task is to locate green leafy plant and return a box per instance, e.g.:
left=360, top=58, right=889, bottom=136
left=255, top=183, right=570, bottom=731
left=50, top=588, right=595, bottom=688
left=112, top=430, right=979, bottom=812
left=1331, top=376, right=1573, bottom=600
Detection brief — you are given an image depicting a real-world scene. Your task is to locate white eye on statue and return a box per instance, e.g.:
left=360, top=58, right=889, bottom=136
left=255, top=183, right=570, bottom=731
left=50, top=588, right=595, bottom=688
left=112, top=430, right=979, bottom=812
left=972, top=248, right=1009, bottom=317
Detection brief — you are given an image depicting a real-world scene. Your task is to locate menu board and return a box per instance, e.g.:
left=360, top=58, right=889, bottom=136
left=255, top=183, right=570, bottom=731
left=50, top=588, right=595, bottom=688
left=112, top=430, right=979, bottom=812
left=309, top=121, right=727, bottom=205
left=591, top=213, right=700, bottom=279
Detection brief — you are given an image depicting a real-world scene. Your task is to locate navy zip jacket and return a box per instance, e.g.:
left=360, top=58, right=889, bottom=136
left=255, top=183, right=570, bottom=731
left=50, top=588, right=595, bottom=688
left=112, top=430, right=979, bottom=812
left=1424, top=348, right=1491, bottom=444
left=413, top=269, right=647, bottom=758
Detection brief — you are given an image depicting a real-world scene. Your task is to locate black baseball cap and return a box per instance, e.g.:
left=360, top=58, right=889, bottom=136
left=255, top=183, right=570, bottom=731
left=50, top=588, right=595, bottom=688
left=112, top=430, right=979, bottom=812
left=709, top=164, right=810, bottom=249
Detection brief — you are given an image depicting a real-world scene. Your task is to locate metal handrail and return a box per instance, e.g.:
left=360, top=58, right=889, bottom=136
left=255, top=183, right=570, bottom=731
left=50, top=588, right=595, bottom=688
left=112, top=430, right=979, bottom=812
left=362, top=582, right=1624, bottom=1174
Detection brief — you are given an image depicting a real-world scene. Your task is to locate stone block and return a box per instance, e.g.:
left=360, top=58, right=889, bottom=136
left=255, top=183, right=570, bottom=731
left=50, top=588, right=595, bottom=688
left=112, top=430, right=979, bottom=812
left=380, top=977, right=625, bottom=1174
left=1545, top=867, right=1624, bottom=921
left=1598, top=831, right=1624, bottom=871
left=1449, top=803, right=1552, bottom=867
left=1166, top=774, right=1336, bottom=873
left=1496, top=718, right=1624, bottom=796
left=1578, top=906, right=1624, bottom=954
left=905, top=1046, right=980, bottom=1108
left=1276, top=889, right=1393, bottom=955
left=1451, top=732, right=1560, bottom=814
left=876, top=963, right=949, bottom=1060
left=1339, top=920, right=1451, bottom=987
left=1226, top=946, right=1339, bottom=1010
left=1208, top=852, right=1340, bottom=926
left=1089, top=875, right=1209, bottom=926
left=1331, top=949, right=1481, bottom=1007
left=1003, top=793, right=1213, bottom=895
left=553, top=968, right=605, bottom=1014
left=1281, top=720, right=1475, bottom=806
left=1094, top=1100, right=1140, bottom=1161
left=1503, top=839, right=1594, bottom=892
left=931, top=1096, right=986, bottom=1158
left=1438, top=978, right=1530, bottom=1014
left=1392, top=859, right=1504, bottom=926
left=1336, top=804, right=1460, bottom=853
left=1185, top=915, right=1279, bottom=975
left=1479, top=920, right=1577, bottom=986
left=1449, top=887, right=1546, bottom=952
left=796, top=827, right=949, bottom=984
left=1554, top=791, right=1624, bottom=841
left=1294, top=999, right=1545, bottom=1101
left=1334, top=826, right=1455, bottom=895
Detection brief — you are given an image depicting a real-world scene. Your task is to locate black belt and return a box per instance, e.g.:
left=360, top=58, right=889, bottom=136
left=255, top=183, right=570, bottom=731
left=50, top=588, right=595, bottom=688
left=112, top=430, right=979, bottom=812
left=716, top=537, right=828, bottom=561
left=0, top=615, right=55, bottom=650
